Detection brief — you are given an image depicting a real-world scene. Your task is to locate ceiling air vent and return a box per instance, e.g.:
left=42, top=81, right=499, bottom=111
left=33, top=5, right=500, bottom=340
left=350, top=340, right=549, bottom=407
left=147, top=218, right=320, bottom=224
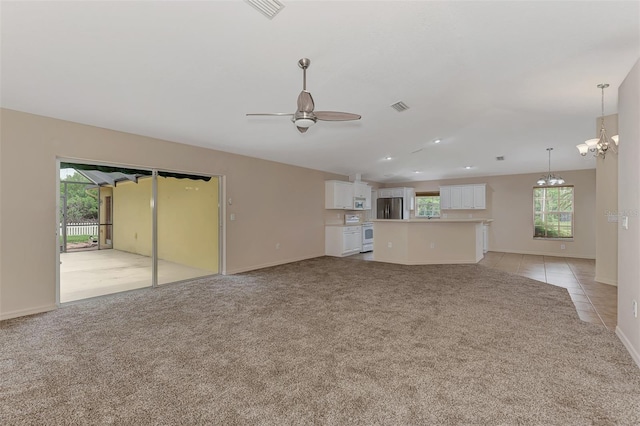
left=496, top=156, right=505, bottom=161
left=390, top=101, right=410, bottom=112
left=245, top=0, right=285, bottom=19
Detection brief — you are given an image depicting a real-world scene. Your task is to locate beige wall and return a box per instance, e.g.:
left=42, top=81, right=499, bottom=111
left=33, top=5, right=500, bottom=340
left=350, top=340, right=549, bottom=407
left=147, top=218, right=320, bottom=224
left=0, top=109, right=342, bottom=320
left=616, top=58, right=640, bottom=368
left=390, top=169, right=596, bottom=259
left=595, top=114, right=619, bottom=285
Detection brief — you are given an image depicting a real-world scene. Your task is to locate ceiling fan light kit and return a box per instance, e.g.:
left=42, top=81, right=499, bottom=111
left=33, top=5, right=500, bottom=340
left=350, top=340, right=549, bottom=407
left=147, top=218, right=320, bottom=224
left=246, top=58, right=361, bottom=133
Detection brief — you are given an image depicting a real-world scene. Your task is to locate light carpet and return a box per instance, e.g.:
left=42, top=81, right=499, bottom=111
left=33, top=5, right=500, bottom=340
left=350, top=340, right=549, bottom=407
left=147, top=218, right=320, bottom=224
left=1, top=257, right=639, bottom=425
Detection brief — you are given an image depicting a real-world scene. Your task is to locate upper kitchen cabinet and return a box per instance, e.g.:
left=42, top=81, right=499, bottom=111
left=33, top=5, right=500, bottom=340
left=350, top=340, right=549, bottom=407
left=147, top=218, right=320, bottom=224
left=439, top=184, right=486, bottom=210
left=325, top=180, right=353, bottom=210
left=473, top=184, right=486, bottom=209
left=353, top=181, right=372, bottom=210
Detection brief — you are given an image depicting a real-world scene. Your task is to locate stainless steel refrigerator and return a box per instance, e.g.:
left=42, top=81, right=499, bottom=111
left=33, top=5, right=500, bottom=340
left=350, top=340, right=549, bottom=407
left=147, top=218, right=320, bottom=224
left=377, top=197, right=403, bottom=219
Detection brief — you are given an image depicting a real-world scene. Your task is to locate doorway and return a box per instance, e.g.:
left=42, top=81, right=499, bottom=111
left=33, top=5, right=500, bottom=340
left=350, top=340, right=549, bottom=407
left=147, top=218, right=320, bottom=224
left=57, top=161, right=221, bottom=303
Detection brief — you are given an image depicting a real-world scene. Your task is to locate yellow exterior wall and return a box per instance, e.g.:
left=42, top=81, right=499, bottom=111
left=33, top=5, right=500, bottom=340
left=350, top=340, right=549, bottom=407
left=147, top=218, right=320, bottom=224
left=113, top=178, right=153, bottom=256
left=157, top=176, right=219, bottom=272
left=112, top=176, right=218, bottom=273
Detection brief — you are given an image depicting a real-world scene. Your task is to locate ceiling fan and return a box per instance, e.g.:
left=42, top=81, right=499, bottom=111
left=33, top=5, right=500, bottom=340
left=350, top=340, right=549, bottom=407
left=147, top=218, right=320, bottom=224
left=246, top=58, right=361, bottom=133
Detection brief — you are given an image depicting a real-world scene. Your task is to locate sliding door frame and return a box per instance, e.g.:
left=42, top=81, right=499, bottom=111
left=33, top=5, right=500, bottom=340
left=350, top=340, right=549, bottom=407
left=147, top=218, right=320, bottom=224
left=56, top=157, right=224, bottom=305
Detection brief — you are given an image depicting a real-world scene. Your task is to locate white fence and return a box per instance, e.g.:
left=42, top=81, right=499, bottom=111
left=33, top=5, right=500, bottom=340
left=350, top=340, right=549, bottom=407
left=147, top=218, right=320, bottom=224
left=60, top=222, right=99, bottom=236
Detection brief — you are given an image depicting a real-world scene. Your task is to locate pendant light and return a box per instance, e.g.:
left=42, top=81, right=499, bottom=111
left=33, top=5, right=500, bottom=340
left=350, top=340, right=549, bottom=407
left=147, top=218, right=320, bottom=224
left=576, top=83, right=619, bottom=158
left=536, top=148, right=565, bottom=186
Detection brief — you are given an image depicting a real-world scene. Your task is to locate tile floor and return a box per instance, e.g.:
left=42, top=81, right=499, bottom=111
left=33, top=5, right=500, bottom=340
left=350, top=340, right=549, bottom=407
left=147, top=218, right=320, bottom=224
left=478, top=252, right=617, bottom=330
left=351, top=251, right=617, bottom=330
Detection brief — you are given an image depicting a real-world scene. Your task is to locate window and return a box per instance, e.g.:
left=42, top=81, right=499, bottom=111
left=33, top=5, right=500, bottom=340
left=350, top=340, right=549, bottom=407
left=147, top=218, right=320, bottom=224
left=533, top=186, right=574, bottom=239
left=416, top=192, right=440, bottom=218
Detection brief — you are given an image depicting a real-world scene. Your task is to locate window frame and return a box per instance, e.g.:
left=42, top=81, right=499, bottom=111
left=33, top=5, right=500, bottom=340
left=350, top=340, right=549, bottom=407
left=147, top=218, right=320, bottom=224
left=532, top=185, right=574, bottom=241
left=415, top=191, right=441, bottom=218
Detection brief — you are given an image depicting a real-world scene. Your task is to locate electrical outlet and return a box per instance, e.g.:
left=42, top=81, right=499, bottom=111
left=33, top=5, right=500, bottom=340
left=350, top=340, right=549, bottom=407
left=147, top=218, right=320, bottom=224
left=387, top=242, right=392, bottom=248
left=633, top=300, right=638, bottom=318
left=560, top=244, right=565, bottom=250
left=276, top=243, right=280, bottom=249
left=430, top=242, right=435, bottom=249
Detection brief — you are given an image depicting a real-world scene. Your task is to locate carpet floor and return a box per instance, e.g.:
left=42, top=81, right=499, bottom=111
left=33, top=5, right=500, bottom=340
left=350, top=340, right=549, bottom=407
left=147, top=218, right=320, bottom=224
left=1, top=257, right=639, bottom=425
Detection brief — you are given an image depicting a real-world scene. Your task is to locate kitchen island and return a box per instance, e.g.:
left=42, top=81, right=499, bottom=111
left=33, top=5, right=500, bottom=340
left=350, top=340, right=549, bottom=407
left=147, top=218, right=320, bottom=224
left=372, top=219, right=491, bottom=265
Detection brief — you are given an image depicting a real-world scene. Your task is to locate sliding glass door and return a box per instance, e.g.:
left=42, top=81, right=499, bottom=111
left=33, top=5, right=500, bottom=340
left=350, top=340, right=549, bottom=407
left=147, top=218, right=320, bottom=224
left=156, top=175, right=219, bottom=284
left=58, top=161, right=220, bottom=303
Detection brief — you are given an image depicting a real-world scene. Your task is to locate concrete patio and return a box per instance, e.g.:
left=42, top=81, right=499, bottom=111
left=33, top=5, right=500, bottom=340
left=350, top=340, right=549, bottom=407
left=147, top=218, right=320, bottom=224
left=60, top=249, right=216, bottom=303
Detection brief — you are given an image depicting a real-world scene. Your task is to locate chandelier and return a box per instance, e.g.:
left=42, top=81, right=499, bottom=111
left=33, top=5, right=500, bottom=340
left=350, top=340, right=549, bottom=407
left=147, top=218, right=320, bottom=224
left=536, top=148, right=565, bottom=186
left=576, top=83, right=619, bottom=159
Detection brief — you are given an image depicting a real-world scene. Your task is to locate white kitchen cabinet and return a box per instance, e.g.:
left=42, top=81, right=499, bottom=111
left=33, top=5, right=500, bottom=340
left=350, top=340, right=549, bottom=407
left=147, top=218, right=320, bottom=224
left=354, top=182, right=372, bottom=210
left=439, top=184, right=486, bottom=210
left=462, top=186, right=474, bottom=209
left=378, top=188, right=392, bottom=198
left=440, top=186, right=451, bottom=209
left=450, top=186, right=463, bottom=209
left=404, top=187, right=415, bottom=211
left=325, top=180, right=354, bottom=209
left=474, top=184, right=486, bottom=209
left=391, top=188, right=404, bottom=198
left=325, top=225, right=362, bottom=257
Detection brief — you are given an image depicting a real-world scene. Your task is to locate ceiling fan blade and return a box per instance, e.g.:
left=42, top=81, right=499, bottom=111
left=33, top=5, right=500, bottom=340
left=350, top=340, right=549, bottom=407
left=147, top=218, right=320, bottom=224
left=296, top=126, right=309, bottom=133
left=297, top=91, right=314, bottom=113
left=315, top=111, right=361, bottom=121
left=246, top=113, right=294, bottom=116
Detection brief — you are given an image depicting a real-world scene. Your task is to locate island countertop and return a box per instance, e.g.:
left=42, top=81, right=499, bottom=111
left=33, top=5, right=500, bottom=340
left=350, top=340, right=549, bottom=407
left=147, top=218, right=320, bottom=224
left=371, top=218, right=493, bottom=223
left=372, top=219, right=488, bottom=265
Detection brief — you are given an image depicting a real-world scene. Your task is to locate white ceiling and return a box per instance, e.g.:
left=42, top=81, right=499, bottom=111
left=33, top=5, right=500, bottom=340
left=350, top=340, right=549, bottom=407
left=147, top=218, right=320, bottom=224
left=2, top=1, right=639, bottom=183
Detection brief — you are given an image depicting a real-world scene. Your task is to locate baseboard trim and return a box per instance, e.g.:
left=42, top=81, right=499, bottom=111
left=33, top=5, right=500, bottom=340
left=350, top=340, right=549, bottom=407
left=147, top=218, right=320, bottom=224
left=616, top=326, right=640, bottom=369
left=594, top=275, right=618, bottom=286
left=374, top=259, right=479, bottom=265
left=225, top=255, right=322, bottom=275
left=491, top=249, right=595, bottom=260
left=0, top=304, right=57, bottom=321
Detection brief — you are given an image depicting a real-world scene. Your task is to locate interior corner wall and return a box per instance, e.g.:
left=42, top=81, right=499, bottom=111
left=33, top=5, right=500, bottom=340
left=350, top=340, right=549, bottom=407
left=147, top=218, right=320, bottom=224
left=392, top=169, right=597, bottom=259
left=595, top=114, right=619, bottom=285
left=616, top=58, right=640, bottom=368
left=0, top=109, right=343, bottom=320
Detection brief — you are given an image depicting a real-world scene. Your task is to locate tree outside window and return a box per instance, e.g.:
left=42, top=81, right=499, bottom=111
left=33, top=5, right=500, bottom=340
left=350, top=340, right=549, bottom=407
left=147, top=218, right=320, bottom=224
left=533, top=186, right=573, bottom=239
left=416, top=192, right=440, bottom=218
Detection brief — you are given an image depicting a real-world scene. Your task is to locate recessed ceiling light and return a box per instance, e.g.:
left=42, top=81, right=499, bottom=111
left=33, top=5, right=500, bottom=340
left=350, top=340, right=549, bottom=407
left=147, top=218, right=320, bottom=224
left=464, top=166, right=473, bottom=170
left=413, top=170, right=421, bottom=174
left=384, top=156, right=392, bottom=160
left=433, top=139, right=441, bottom=144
